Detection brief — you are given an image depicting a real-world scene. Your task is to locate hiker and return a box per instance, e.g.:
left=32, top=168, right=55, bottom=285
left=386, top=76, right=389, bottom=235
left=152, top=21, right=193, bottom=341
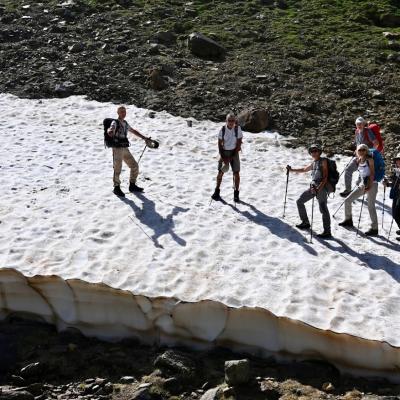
left=211, top=113, right=243, bottom=202
left=340, top=116, right=380, bottom=197
left=287, top=144, right=332, bottom=238
left=107, top=106, right=149, bottom=197
left=383, top=153, right=400, bottom=240
left=339, top=144, right=379, bottom=236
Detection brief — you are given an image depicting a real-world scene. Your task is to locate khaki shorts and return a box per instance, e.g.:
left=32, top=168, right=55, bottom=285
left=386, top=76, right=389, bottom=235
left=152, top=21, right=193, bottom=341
left=218, top=150, right=240, bottom=173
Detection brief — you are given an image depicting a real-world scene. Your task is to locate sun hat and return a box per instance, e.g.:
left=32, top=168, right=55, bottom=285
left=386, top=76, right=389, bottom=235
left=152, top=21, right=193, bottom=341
left=355, top=117, right=365, bottom=125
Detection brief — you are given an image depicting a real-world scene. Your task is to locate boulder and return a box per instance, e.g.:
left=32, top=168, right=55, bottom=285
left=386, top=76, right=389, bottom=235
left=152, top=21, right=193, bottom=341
left=238, top=108, right=269, bottom=133
left=154, top=350, right=196, bottom=381
left=224, top=359, right=250, bottom=386
left=199, top=387, right=221, bottom=400
left=380, top=14, right=400, bottom=28
left=188, top=32, right=225, bottom=59
left=152, top=31, right=176, bottom=46
left=54, top=81, right=76, bottom=97
left=0, top=388, right=34, bottom=400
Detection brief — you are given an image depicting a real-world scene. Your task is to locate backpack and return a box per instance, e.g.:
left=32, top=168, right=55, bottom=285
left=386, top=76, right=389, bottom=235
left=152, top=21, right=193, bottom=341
left=325, top=158, right=339, bottom=192
left=369, top=149, right=385, bottom=182
left=221, top=125, right=239, bottom=140
left=103, top=118, right=129, bottom=148
left=368, top=123, right=384, bottom=153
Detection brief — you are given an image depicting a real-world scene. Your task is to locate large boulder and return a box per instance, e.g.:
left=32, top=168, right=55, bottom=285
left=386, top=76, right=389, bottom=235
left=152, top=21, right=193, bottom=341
left=154, top=350, right=196, bottom=381
left=188, top=32, right=225, bottom=59
left=238, top=108, right=269, bottom=133
left=224, top=359, right=250, bottom=386
left=380, top=14, right=400, bottom=27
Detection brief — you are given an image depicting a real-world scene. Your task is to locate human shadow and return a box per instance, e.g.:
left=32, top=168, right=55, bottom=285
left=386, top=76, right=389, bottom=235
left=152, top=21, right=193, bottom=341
left=220, top=199, right=318, bottom=256
left=120, top=193, right=189, bottom=248
left=315, top=236, right=400, bottom=282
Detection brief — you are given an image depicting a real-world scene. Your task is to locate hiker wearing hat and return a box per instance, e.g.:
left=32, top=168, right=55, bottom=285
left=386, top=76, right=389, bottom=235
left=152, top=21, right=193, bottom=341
left=287, top=144, right=332, bottom=238
left=211, top=113, right=243, bottom=202
left=383, top=153, right=400, bottom=240
left=339, top=144, right=379, bottom=236
left=340, top=116, right=380, bottom=197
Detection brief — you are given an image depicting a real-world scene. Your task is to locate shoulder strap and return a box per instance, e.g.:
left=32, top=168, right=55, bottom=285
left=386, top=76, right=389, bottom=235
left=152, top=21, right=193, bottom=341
left=221, top=126, right=225, bottom=140
left=234, top=126, right=238, bottom=138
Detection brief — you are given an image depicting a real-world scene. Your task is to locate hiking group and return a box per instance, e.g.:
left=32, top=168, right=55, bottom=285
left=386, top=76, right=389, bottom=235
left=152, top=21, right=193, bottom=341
left=103, top=108, right=400, bottom=242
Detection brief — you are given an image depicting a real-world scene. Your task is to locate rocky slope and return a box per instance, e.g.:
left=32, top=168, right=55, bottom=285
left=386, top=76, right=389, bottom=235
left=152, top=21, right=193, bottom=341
left=0, top=0, right=399, bottom=157
left=1, top=318, right=400, bottom=400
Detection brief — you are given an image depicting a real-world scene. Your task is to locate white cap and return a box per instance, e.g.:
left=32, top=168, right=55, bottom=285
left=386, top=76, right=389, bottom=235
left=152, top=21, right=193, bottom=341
left=355, top=117, right=365, bottom=125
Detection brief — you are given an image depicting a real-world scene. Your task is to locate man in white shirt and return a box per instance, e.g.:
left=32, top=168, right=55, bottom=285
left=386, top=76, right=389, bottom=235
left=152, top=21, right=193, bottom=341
left=211, top=113, right=243, bottom=202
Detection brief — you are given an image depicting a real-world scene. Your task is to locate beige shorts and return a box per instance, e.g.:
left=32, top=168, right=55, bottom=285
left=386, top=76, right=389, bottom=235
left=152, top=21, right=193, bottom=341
left=218, top=150, right=240, bottom=173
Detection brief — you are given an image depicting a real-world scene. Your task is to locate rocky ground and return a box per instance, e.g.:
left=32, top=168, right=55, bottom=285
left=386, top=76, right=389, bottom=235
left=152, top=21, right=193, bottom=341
left=1, top=318, right=400, bottom=400
left=0, top=0, right=399, bottom=157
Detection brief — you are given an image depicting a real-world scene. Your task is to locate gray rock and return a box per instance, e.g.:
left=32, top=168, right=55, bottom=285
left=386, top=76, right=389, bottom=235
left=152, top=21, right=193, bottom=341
left=152, top=31, right=176, bottom=46
left=19, top=363, right=43, bottom=379
left=54, top=81, right=75, bottom=97
left=119, top=376, right=135, bottom=383
left=68, top=42, right=84, bottom=53
left=0, top=388, right=34, bottom=400
left=116, top=43, right=129, bottom=52
left=238, top=108, right=270, bottom=133
left=199, top=387, right=220, bottom=400
left=224, top=359, right=250, bottom=386
left=129, top=387, right=151, bottom=400
left=154, top=350, right=196, bottom=380
left=188, top=32, right=226, bottom=59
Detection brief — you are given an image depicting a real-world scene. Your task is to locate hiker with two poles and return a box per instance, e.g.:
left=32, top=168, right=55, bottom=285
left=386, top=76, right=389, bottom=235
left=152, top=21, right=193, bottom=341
left=105, top=106, right=158, bottom=198
left=287, top=144, right=333, bottom=239
left=383, top=153, right=400, bottom=241
left=211, top=113, right=243, bottom=203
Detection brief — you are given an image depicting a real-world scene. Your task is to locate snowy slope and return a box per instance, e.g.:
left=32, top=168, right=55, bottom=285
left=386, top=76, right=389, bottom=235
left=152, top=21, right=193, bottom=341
left=0, top=93, right=399, bottom=348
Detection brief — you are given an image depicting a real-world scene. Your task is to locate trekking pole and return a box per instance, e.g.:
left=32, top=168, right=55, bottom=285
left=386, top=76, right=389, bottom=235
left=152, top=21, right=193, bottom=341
left=338, top=156, right=355, bottom=181
left=310, top=192, right=315, bottom=243
left=332, top=185, right=355, bottom=218
left=382, top=184, right=386, bottom=230
left=356, top=191, right=366, bottom=237
left=137, top=144, right=148, bottom=165
left=283, top=167, right=290, bottom=218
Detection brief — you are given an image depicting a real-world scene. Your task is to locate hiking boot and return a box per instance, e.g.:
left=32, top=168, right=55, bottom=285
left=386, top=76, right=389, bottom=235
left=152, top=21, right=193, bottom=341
left=396, top=236, right=400, bottom=241
left=317, top=231, right=332, bottom=239
left=396, top=230, right=400, bottom=235
left=365, top=228, right=378, bottom=236
left=296, top=221, right=311, bottom=230
left=211, top=188, right=221, bottom=201
left=129, top=182, right=144, bottom=192
left=234, top=190, right=240, bottom=203
left=339, top=189, right=351, bottom=198
left=113, top=185, right=125, bottom=197
left=338, top=219, right=353, bottom=227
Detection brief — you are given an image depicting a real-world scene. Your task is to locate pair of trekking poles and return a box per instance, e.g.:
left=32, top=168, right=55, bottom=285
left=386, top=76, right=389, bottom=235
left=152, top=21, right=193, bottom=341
left=282, top=167, right=316, bottom=243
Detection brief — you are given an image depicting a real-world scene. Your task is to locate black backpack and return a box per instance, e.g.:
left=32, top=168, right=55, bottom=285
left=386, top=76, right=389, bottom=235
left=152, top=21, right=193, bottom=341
left=103, top=118, right=129, bottom=148
left=325, top=158, right=339, bottom=192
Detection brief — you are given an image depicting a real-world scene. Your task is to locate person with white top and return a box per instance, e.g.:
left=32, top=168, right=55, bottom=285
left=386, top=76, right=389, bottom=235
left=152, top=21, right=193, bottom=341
left=211, top=113, right=243, bottom=202
left=339, top=144, right=379, bottom=236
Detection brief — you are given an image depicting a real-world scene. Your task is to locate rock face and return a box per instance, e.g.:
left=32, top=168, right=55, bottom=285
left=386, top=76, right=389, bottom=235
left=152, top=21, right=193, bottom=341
left=188, top=32, right=226, bottom=59
left=224, top=359, right=250, bottom=386
left=238, top=108, right=269, bottom=133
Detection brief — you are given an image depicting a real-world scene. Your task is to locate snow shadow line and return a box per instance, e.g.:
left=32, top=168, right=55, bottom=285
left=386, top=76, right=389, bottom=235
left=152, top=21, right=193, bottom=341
left=221, top=199, right=318, bottom=256
left=120, top=194, right=189, bottom=248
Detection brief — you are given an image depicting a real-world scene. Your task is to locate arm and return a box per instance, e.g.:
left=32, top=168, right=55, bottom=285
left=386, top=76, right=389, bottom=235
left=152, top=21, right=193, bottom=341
left=107, top=121, right=116, bottom=136
left=235, top=138, right=242, bottom=153
left=129, top=126, right=147, bottom=141
left=288, top=164, right=312, bottom=173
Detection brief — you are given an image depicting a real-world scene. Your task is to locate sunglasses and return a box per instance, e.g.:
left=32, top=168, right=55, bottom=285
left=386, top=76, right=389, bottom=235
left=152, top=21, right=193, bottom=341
left=310, top=149, right=319, bottom=153
left=227, top=119, right=236, bottom=122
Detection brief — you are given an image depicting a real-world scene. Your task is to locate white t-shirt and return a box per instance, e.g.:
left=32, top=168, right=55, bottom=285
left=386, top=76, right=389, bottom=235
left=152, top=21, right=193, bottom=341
left=111, top=119, right=131, bottom=141
left=218, top=126, right=243, bottom=150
